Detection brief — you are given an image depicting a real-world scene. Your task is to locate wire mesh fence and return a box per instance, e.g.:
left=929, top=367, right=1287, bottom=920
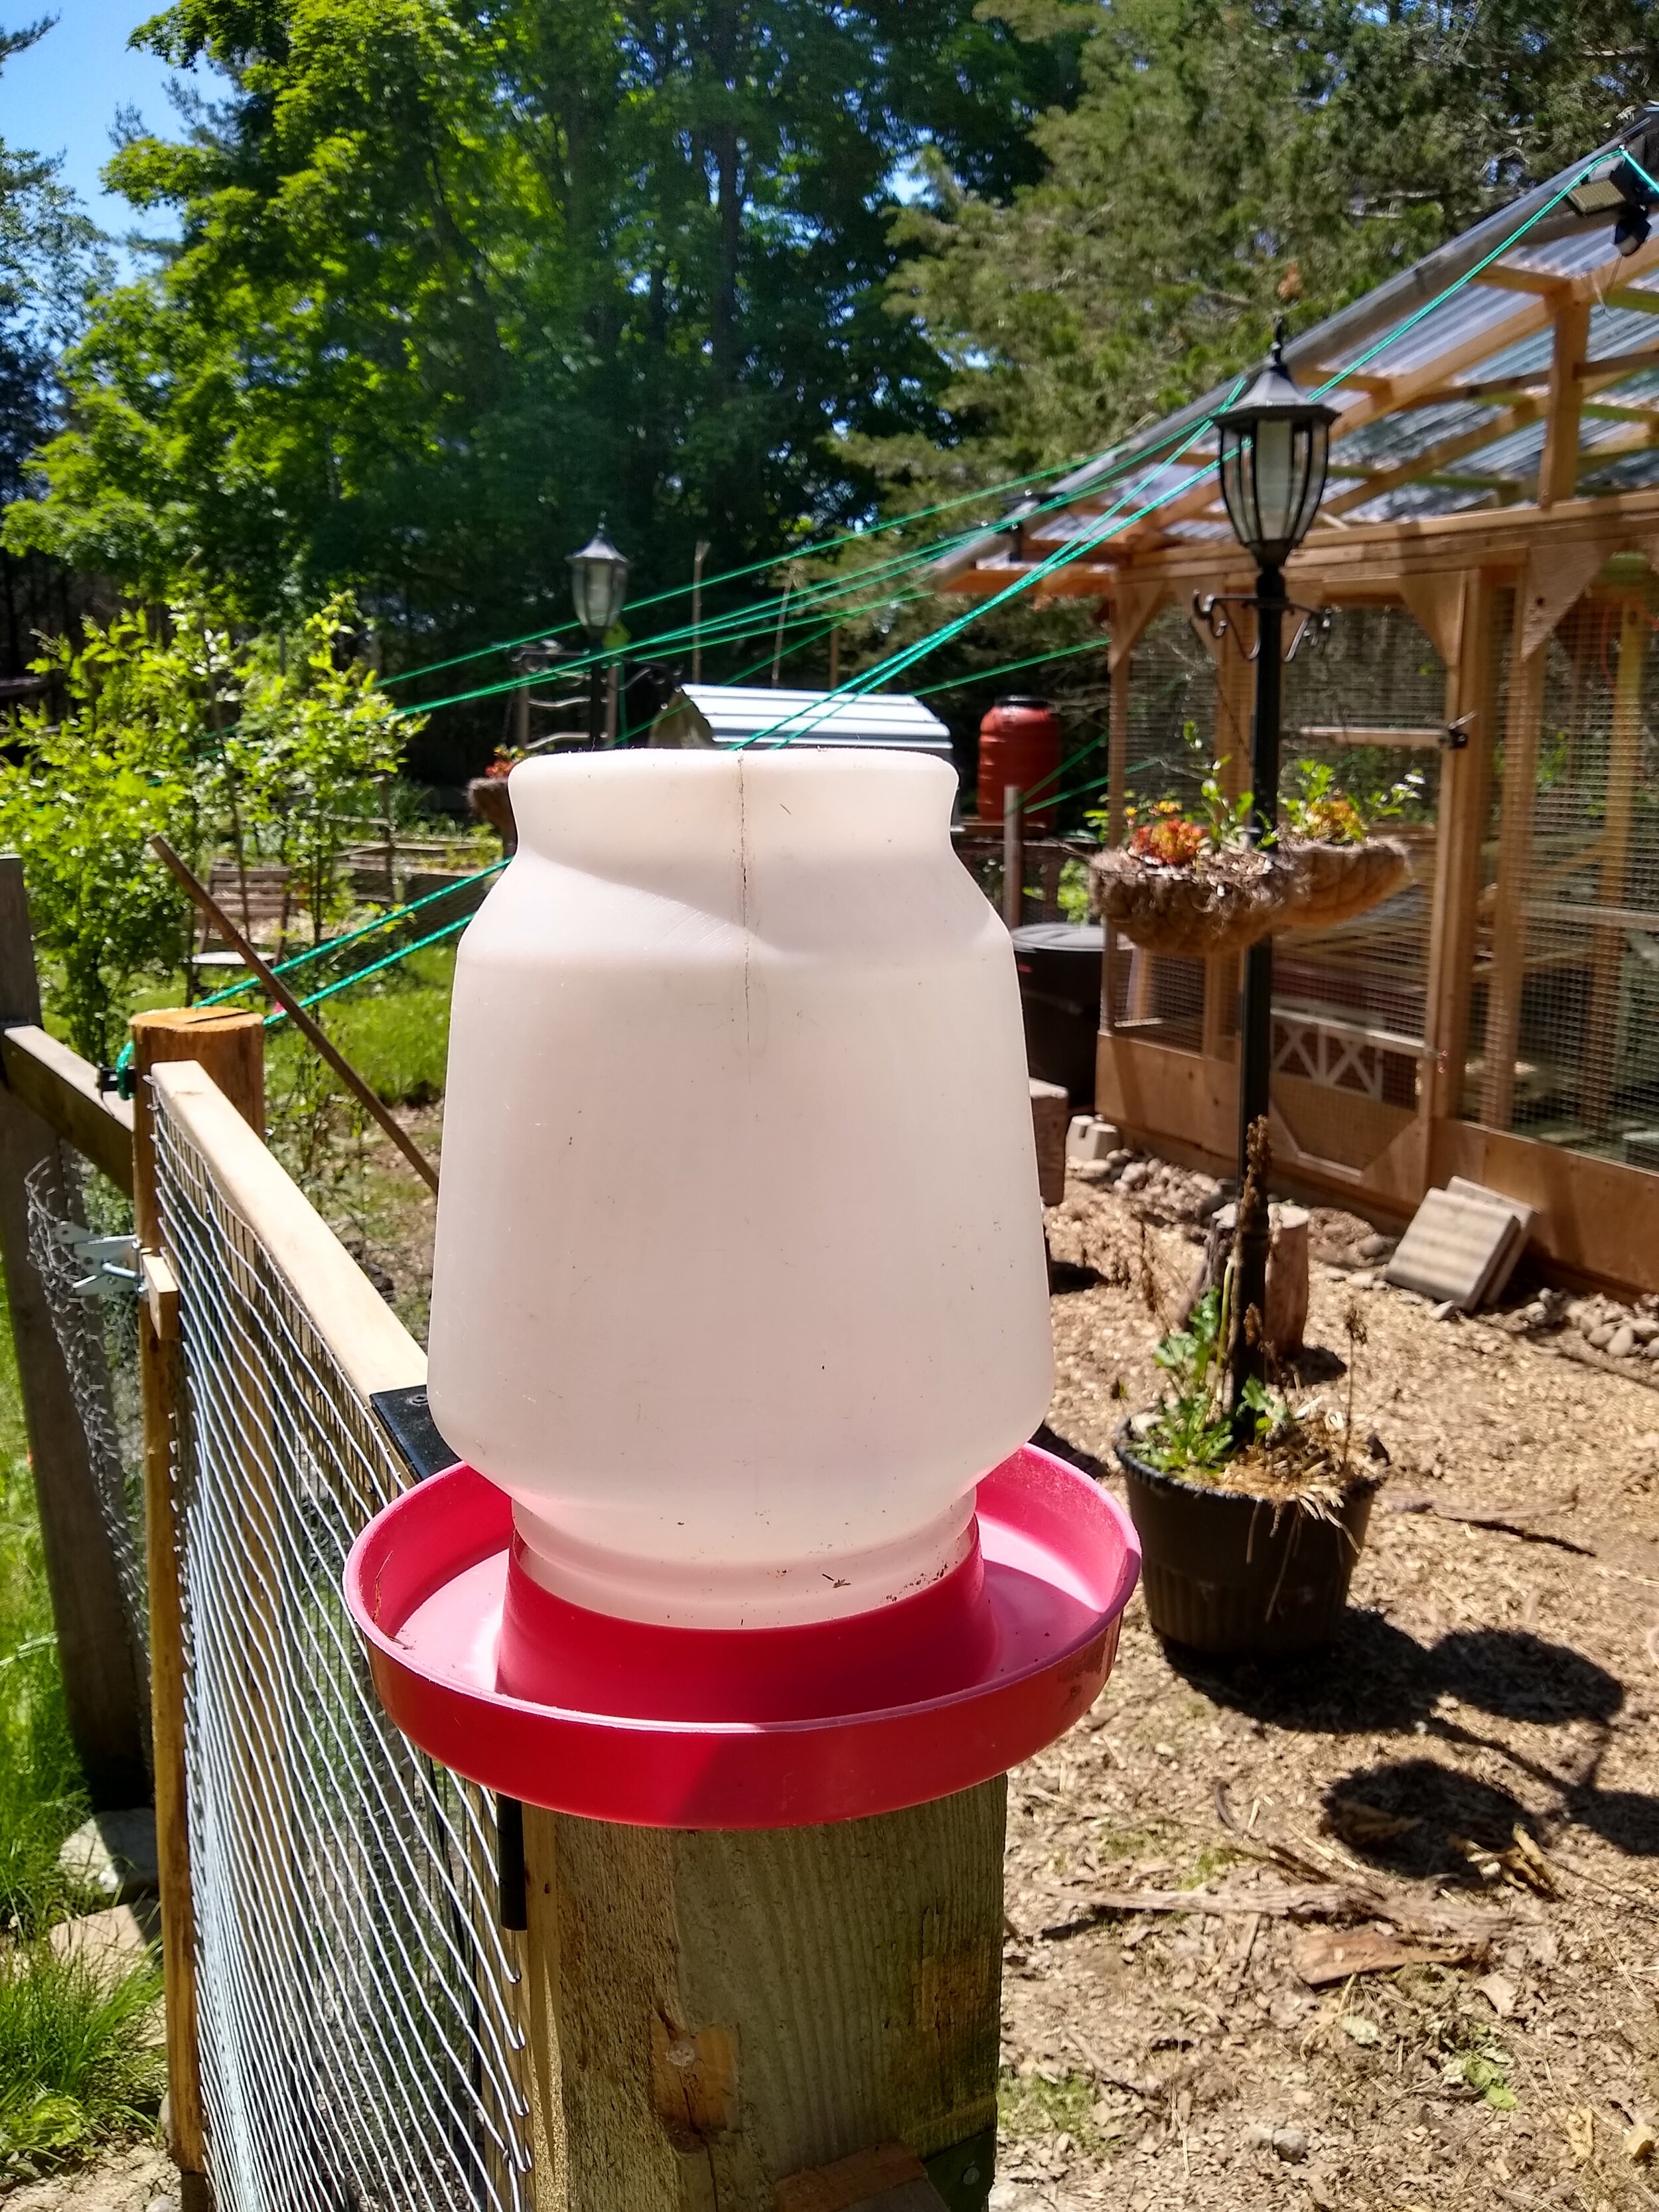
left=1467, top=596, right=1659, bottom=1165
left=151, top=1082, right=532, bottom=2212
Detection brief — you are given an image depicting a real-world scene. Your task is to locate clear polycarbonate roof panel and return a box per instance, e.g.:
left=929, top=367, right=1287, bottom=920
left=1005, top=143, right=1659, bottom=553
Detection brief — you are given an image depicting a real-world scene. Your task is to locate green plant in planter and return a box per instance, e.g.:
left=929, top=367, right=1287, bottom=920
left=1141, top=1285, right=1295, bottom=1481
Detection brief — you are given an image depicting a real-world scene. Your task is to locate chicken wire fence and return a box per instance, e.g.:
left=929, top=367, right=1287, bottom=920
left=24, top=1145, right=149, bottom=1686
left=147, top=1084, right=534, bottom=2212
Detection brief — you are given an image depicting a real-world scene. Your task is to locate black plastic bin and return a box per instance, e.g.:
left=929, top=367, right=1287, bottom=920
left=1010, top=923, right=1104, bottom=1104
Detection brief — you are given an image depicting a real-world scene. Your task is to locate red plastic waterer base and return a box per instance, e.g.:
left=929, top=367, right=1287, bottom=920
left=344, top=1444, right=1140, bottom=1829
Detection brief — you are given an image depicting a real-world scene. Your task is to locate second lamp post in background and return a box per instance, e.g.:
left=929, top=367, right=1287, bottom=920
left=569, top=520, right=630, bottom=747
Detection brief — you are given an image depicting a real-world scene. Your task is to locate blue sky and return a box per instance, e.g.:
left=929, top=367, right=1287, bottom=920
left=0, top=0, right=194, bottom=238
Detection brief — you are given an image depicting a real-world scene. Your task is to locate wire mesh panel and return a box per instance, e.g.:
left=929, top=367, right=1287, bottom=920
left=1467, top=599, right=1659, bottom=1165
left=1273, top=607, right=1444, bottom=1112
left=24, top=1149, right=149, bottom=1678
left=152, top=1089, right=532, bottom=2212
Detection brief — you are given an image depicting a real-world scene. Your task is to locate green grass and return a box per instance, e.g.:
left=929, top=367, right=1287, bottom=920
left=0, top=1947, right=165, bottom=2171
left=0, top=1263, right=166, bottom=2175
left=267, top=940, right=455, bottom=1108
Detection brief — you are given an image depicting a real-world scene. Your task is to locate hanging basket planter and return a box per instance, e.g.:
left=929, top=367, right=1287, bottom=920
left=1090, top=837, right=1410, bottom=959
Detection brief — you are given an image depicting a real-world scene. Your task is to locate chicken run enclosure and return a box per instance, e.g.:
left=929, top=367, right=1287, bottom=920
left=942, top=122, right=1659, bottom=1297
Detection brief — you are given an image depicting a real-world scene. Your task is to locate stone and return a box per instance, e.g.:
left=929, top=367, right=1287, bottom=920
left=58, top=1808, right=158, bottom=1903
left=48, top=1900, right=159, bottom=1988
left=1066, top=1115, right=1123, bottom=1165
left=1609, top=1325, right=1637, bottom=1361
left=1271, top=2127, right=1309, bottom=2164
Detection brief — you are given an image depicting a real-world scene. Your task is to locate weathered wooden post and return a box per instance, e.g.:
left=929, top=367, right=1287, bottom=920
left=131, top=1006, right=265, bottom=2211
left=0, top=857, right=149, bottom=1806
left=345, top=751, right=1139, bottom=2211
left=1001, top=783, right=1023, bottom=930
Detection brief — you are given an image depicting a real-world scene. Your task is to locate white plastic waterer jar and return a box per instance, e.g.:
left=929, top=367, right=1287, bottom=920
left=426, top=747, right=1052, bottom=1629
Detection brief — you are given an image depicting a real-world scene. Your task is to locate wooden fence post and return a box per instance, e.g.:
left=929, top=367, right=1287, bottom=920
left=1001, top=786, right=1023, bottom=930
left=521, top=1780, right=1006, bottom=2212
left=1423, top=571, right=1496, bottom=1126
left=0, top=857, right=149, bottom=1805
left=131, top=1007, right=265, bottom=2206
left=1582, top=595, right=1646, bottom=1132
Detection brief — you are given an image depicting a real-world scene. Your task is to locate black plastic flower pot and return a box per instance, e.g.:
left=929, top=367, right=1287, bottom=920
left=1114, top=1430, right=1380, bottom=1657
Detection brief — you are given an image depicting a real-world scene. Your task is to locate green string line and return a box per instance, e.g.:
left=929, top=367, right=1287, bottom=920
left=263, top=913, right=471, bottom=1025
left=111, top=855, right=508, bottom=1076
left=376, top=451, right=1121, bottom=694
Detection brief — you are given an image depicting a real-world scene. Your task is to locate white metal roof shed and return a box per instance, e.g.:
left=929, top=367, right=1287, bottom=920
left=678, top=684, right=953, bottom=756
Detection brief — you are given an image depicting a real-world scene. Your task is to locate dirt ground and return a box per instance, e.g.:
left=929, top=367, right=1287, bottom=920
left=3, top=2144, right=173, bottom=2211
left=1004, top=1172, right=1659, bottom=2212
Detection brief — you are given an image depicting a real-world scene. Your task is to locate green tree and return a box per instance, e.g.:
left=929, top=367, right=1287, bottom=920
left=6, top=0, right=1079, bottom=773
left=879, top=0, right=1659, bottom=486
left=0, top=593, right=409, bottom=1060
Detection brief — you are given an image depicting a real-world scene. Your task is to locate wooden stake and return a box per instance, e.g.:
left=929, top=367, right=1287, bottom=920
left=1001, top=786, right=1023, bottom=931
left=149, top=836, right=440, bottom=1193
left=0, top=858, right=149, bottom=1805
left=131, top=1007, right=265, bottom=2197
left=1582, top=597, right=1645, bottom=1131
left=522, top=1781, right=1005, bottom=2212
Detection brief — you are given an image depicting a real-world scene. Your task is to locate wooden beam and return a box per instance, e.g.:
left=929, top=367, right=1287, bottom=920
left=149, top=1061, right=423, bottom=1403
left=1518, top=534, right=1611, bottom=662
left=1400, top=571, right=1467, bottom=668
left=1540, top=299, right=1591, bottom=508
left=1582, top=597, right=1645, bottom=1132
left=1577, top=341, right=1659, bottom=384
left=0, top=1027, right=135, bottom=1197
left=1475, top=262, right=1572, bottom=297
left=1107, top=654, right=1131, bottom=847
left=1423, top=573, right=1498, bottom=1123
left=0, top=859, right=149, bottom=1807
left=1478, top=587, right=1550, bottom=1130
left=1323, top=401, right=1542, bottom=520
left=1106, top=580, right=1169, bottom=672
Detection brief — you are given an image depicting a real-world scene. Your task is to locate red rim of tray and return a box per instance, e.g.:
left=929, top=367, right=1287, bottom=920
left=344, top=1443, right=1140, bottom=1828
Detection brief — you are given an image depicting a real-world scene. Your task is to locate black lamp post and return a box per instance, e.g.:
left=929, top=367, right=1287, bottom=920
left=1212, top=324, right=1335, bottom=1414
left=569, top=520, right=631, bottom=747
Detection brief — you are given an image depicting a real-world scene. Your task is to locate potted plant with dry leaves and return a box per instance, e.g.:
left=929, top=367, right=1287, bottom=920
left=1091, top=757, right=1416, bottom=960
left=1114, top=1121, right=1384, bottom=1655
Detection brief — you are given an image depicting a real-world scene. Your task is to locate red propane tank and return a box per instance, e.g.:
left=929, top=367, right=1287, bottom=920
left=978, top=696, right=1062, bottom=830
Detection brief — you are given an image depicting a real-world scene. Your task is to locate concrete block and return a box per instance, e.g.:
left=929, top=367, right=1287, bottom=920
left=1066, top=1116, right=1123, bottom=1165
